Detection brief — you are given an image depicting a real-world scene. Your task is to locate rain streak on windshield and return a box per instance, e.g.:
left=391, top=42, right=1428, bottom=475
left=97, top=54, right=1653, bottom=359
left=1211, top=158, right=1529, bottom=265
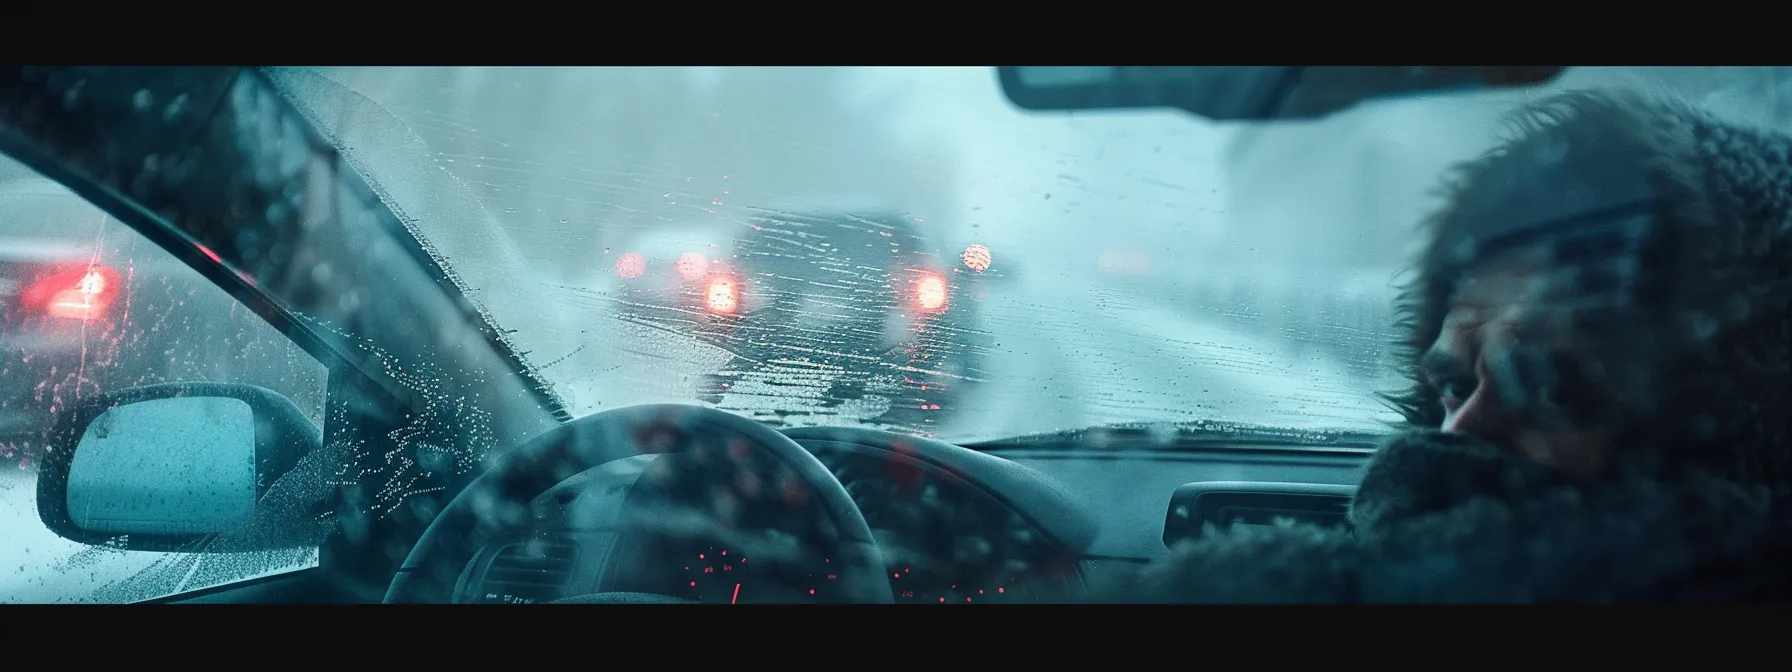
left=287, top=66, right=1428, bottom=443
left=4, top=65, right=1791, bottom=604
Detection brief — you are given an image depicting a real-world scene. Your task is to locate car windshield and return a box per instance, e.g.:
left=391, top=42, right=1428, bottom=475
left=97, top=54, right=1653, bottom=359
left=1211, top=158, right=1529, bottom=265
left=274, top=66, right=1789, bottom=445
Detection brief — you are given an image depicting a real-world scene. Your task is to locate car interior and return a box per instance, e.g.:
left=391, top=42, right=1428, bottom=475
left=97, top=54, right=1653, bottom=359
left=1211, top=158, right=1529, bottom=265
left=0, top=66, right=1589, bottom=604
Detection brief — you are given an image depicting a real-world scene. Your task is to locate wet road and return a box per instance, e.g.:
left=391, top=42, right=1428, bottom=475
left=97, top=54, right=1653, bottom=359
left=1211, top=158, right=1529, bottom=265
left=905, top=271, right=1398, bottom=443
left=0, top=470, right=314, bottom=603
left=530, top=263, right=1400, bottom=443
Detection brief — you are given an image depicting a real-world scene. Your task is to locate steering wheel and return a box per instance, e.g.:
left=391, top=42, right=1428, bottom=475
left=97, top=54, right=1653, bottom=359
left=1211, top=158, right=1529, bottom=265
left=382, top=404, right=893, bottom=604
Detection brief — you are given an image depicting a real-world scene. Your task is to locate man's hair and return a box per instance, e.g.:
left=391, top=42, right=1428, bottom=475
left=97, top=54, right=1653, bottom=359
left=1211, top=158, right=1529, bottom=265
left=1381, top=89, right=1792, bottom=485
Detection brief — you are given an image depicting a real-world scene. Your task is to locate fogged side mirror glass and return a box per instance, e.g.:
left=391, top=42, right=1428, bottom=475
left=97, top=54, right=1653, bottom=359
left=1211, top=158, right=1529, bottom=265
left=66, top=396, right=257, bottom=535
left=38, top=382, right=323, bottom=552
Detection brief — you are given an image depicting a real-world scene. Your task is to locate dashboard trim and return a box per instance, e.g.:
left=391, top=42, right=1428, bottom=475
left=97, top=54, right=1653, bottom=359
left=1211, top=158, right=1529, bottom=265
left=781, top=426, right=1102, bottom=555
left=1163, top=481, right=1358, bottom=547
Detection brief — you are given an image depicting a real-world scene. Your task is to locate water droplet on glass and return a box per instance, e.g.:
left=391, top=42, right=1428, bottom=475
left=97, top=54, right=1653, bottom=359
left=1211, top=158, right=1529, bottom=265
left=162, top=93, right=190, bottom=123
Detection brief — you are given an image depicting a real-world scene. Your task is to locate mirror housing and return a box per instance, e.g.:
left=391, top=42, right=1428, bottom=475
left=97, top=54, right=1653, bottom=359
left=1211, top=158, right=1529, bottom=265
left=36, top=382, right=324, bottom=552
left=997, top=66, right=1567, bottom=121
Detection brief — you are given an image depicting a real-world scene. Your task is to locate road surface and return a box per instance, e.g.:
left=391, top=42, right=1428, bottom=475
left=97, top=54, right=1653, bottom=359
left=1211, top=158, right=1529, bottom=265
left=530, top=261, right=1400, bottom=442
left=0, top=469, right=314, bottom=603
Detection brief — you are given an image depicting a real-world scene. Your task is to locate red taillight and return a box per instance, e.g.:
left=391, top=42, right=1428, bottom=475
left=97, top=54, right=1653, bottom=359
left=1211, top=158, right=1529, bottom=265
left=616, top=252, right=646, bottom=279
left=913, top=272, right=948, bottom=313
left=676, top=252, right=710, bottom=282
left=705, top=275, right=739, bottom=314
left=20, top=265, right=121, bottom=321
left=962, top=244, right=991, bottom=272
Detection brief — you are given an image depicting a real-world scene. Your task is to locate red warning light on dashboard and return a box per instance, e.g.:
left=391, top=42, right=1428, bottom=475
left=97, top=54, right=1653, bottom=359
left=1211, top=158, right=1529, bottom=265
left=962, top=244, right=991, bottom=272
left=616, top=252, right=646, bottom=279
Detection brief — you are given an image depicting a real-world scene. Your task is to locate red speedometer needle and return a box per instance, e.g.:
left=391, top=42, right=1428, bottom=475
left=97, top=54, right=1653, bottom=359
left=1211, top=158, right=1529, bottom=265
left=732, top=583, right=741, bottom=604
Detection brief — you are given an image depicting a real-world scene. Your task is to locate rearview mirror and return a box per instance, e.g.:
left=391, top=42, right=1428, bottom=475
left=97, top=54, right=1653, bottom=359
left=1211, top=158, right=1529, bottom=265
left=37, top=382, right=324, bottom=552
left=997, top=66, right=1567, bottom=121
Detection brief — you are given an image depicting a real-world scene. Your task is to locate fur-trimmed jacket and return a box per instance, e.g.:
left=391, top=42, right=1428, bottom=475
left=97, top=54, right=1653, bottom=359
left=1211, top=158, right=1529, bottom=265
left=1105, top=88, right=1792, bottom=604
left=1106, top=431, right=1792, bottom=603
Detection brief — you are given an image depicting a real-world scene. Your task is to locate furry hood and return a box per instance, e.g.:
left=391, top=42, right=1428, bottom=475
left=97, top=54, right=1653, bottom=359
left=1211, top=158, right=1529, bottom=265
left=1387, top=88, right=1792, bottom=485
left=1106, top=89, right=1792, bottom=603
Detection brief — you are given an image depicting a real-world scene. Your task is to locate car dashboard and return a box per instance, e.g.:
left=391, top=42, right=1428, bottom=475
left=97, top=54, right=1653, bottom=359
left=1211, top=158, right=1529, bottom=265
left=451, top=426, right=1375, bottom=604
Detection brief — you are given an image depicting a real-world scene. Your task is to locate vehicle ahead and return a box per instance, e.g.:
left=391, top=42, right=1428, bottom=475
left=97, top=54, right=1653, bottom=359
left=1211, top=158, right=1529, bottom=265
left=0, top=177, right=113, bottom=444
left=0, top=177, right=261, bottom=462
left=612, top=208, right=998, bottom=435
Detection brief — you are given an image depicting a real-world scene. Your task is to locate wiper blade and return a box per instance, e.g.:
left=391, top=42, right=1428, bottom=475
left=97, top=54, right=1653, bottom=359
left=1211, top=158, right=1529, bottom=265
left=968, top=420, right=1387, bottom=451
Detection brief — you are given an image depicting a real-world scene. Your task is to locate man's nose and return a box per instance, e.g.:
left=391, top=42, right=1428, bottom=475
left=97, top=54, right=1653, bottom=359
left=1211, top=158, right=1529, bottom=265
left=1443, top=383, right=1506, bottom=440
left=1442, top=360, right=1510, bottom=442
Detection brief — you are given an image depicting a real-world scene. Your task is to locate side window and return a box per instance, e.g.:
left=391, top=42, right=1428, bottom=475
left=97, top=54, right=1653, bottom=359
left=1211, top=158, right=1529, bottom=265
left=0, top=157, right=327, bottom=603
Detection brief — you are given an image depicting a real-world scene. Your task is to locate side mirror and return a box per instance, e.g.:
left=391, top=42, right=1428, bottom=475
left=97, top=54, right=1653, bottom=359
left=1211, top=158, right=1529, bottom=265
left=36, top=382, right=324, bottom=552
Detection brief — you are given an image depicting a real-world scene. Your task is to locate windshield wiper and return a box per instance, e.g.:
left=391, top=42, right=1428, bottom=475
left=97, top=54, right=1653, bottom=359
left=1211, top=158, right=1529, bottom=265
left=965, top=420, right=1387, bottom=452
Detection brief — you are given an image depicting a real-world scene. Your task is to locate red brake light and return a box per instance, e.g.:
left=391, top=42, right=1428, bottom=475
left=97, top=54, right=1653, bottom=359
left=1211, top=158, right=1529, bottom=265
left=914, top=272, right=948, bottom=313
left=705, top=275, right=739, bottom=314
left=21, top=265, right=121, bottom=321
left=962, top=244, right=991, bottom=272
left=676, top=252, right=710, bottom=281
left=616, top=252, right=646, bottom=279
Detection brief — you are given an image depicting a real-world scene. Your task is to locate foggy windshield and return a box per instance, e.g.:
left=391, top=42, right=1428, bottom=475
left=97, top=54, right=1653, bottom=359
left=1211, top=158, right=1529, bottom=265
left=273, top=66, right=1791, bottom=444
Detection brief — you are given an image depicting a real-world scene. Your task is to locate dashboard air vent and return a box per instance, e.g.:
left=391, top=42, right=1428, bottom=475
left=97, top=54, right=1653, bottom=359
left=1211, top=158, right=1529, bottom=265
left=474, top=539, right=579, bottom=604
left=1164, top=482, right=1356, bottom=547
